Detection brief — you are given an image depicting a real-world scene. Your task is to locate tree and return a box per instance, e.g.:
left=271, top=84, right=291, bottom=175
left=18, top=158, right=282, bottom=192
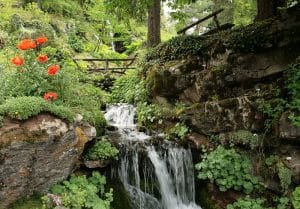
left=256, top=0, right=287, bottom=20
left=105, top=0, right=196, bottom=47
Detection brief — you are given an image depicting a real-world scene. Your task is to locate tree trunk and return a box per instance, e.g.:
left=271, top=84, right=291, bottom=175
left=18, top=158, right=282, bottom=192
left=257, top=0, right=286, bottom=20
left=147, top=0, right=161, bottom=47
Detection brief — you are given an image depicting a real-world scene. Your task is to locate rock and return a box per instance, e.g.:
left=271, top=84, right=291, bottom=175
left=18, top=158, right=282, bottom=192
left=280, top=145, right=300, bottom=185
left=0, top=114, right=95, bottom=208
left=74, top=114, right=83, bottom=123
left=187, top=133, right=210, bottom=149
left=83, top=160, right=111, bottom=169
left=218, top=130, right=261, bottom=149
left=279, top=111, right=300, bottom=140
left=184, top=96, right=264, bottom=134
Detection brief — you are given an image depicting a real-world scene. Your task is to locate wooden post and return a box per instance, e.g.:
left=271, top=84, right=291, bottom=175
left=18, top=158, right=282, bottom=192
left=177, top=9, right=224, bottom=35
left=213, top=15, right=220, bottom=30
left=105, top=60, right=109, bottom=71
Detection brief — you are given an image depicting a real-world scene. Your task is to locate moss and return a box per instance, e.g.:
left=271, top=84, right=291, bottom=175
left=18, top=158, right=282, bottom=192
left=0, top=96, right=75, bottom=122
left=80, top=108, right=106, bottom=135
left=227, top=20, right=274, bottom=53
left=145, top=67, right=177, bottom=97
left=9, top=194, right=43, bottom=209
left=144, top=35, right=215, bottom=64
left=108, top=177, right=133, bottom=209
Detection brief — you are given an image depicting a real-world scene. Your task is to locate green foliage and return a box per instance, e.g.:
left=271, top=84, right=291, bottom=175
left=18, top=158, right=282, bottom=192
left=10, top=194, right=43, bottom=209
left=226, top=197, right=267, bottom=209
left=136, top=102, right=184, bottom=128
left=256, top=98, right=287, bottom=120
left=68, top=33, right=84, bottom=53
left=286, top=63, right=300, bottom=126
left=264, top=156, right=292, bottom=195
left=275, top=197, right=291, bottom=209
left=85, top=138, right=119, bottom=161
left=219, top=130, right=260, bottom=149
left=39, top=0, right=83, bottom=18
left=110, top=69, right=148, bottom=104
left=292, top=187, right=300, bottom=209
left=195, top=146, right=258, bottom=194
left=145, top=35, right=214, bottom=63
left=277, top=162, right=292, bottom=195
left=166, top=123, right=189, bottom=141
left=44, top=172, right=113, bottom=209
left=0, top=37, right=107, bottom=131
left=228, top=20, right=273, bottom=53
left=0, top=96, right=74, bottom=122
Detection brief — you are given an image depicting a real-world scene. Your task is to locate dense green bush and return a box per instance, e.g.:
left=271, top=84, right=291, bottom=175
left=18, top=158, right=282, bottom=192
left=85, top=138, right=119, bottom=161
left=0, top=37, right=107, bottom=131
left=166, top=123, right=189, bottom=141
left=226, top=197, right=267, bottom=209
left=40, top=0, right=82, bottom=18
left=292, top=187, right=300, bottom=209
left=277, top=162, right=292, bottom=195
left=43, top=172, right=113, bottom=209
left=110, top=69, right=148, bottom=104
left=0, top=96, right=74, bottom=123
left=145, top=35, right=214, bottom=63
left=136, top=102, right=184, bottom=129
left=195, top=146, right=258, bottom=194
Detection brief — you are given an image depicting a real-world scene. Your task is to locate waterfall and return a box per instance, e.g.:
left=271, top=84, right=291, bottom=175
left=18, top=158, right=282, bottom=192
left=105, top=104, right=202, bottom=209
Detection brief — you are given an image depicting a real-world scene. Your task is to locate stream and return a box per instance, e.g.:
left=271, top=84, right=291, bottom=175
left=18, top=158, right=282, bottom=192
left=104, top=104, right=202, bottom=209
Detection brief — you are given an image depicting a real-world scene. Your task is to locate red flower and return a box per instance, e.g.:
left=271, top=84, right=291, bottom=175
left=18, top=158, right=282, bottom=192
left=43, top=92, right=57, bottom=101
left=11, top=56, right=24, bottom=66
left=36, top=37, right=48, bottom=45
left=37, top=54, right=48, bottom=63
left=48, top=65, right=60, bottom=75
left=17, top=39, right=36, bottom=50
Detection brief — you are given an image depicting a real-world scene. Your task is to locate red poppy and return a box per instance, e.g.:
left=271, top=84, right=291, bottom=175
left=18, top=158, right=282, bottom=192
left=11, top=56, right=24, bottom=66
left=17, top=39, right=36, bottom=50
left=48, top=65, right=60, bottom=75
left=36, top=37, right=48, bottom=45
left=37, top=54, right=48, bottom=63
left=43, top=92, right=57, bottom=101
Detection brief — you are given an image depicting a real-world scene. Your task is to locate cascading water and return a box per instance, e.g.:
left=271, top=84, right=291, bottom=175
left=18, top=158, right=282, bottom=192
left=105, top=104, right=202, bottom=209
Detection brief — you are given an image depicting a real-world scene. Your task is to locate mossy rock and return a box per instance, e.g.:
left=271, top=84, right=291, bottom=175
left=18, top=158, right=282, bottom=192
left=146, top=68, right=177, bottom=98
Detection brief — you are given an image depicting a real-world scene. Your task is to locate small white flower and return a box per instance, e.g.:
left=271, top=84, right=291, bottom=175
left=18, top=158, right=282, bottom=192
left=253, top=133, right=258, bottom=137
left=286, top=157, right=292, bottom=161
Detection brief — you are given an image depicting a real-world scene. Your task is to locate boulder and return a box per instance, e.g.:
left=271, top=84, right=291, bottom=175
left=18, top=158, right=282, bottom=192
left=279, top=111, right=300, bottom=140
left=184, top=96, right=264, bottom=134
left=0, top=114, right=95, bottom=209
left=187, top=133, right=211, bottom=149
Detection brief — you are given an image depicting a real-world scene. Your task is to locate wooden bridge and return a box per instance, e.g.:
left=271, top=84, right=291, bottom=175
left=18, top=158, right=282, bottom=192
left=177, top=8, right=234, bottom=35
left=73, top=57, right=136, bottom=74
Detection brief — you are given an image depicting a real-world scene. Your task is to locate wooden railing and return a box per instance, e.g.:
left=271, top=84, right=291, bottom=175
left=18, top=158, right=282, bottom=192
left=73, top=58, right=136, bottom=74
left=177, top=9, right=233, bottom=35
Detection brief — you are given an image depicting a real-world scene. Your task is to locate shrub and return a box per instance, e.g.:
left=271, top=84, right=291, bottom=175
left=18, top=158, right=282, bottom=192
left=226, top=197, right=267, bottom=209
left=277, top=162, right=292, bottom=195
left=136, top=102, right=184, bottom=129
left=292, top=187, right=300, bottom=209
left=145, top=35, right=214, bottom=63
left=110, top=69, right=148, bottom=104
left=166, top=123, right=189, bottom=141
left=43, top=172, right=113, bottom=209
left=85, top=138, right=119, bottom=161
left=286, top=63, right=300, bottom=126
left=195, top=146, right=258, bottom=194
left=0, top=96, right=74, bottom=122
left=0, top=37, right=107, bottom=132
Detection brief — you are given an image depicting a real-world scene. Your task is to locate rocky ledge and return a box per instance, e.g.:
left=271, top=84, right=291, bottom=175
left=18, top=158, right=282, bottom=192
left=0, top=113, right=96, bottom=209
